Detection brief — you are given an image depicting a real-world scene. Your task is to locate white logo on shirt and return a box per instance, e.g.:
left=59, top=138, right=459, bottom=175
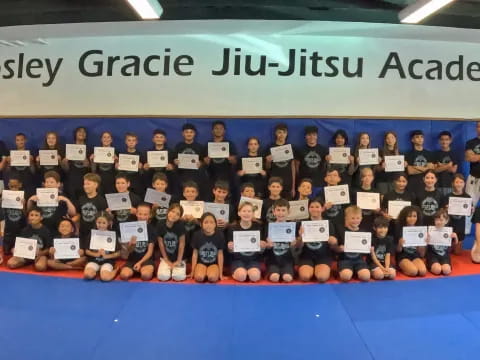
left=81, top=202, right=98, bottom=222
left=163, top=232, right=178, bottom=254
left=421, top=197, right=439, bottom=216
left=273, top=242, right=290, bottom=256
left=304, top=151, right=321, bottom=169
left=199, top=241, right=218, bottom=264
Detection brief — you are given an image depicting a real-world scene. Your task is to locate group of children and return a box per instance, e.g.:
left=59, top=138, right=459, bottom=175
left=0, top=122, right=478, bottom=283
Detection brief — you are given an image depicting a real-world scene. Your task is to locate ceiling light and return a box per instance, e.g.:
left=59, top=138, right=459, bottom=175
left=399, top=0, right=456, bottom=24
left=126, top=0, right=163, bottom=20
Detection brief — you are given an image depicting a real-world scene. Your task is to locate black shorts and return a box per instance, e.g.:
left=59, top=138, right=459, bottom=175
left=396, top=251, right=421, bottom=263
left=124, top=259, right=155, bottom=271
left=231, top=260, right=261, bottom=273
left=267, top=262, right=294, bottom=277
left=426, top=253, right=451, bottom=267
left=2, top=235, right=15, bottom=255
left=298, top=256, right=331, bottom=268
left=338, top=259, right=368, bottom=273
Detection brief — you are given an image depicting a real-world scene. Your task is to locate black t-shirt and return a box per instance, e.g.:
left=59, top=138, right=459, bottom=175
left=415, top=189, right=443, bottom=225
left=368, top=235, right=395, bottom=266
left=96, top=149, right=117, bottom=195
left=381, top=190, right=415, bottom=210
left=143, top=147, right=174, bottom=186
left=441, top=192, right=471, bottom=235
left=394, top=224, right=421, bottom=258
left=262, top=198, right=278, bottom=223
left=86, top=230, right=121, bottom=265
left=376, top=149, right=402, bottom=183
left=434, top=150, right=457, bottom=188
left=127, top=223, right=156, bottom=263
left=299, top=219, right=335, bottom=261
left=471, top=206, right=480, bottom=224
left=465, top=137, right=480, bottom=178
left=237, top=154, right=267, bottom=198
left=37, top=148, right=65, bottom=180
left=157, top=220, right=186, bottom=262
left=336, top=224, right=369, bottom=261
left=32, top=199, right=68, bottom=234
left=318, top=187, right=347, bottom=227
left=1, top=208, right=26, bottom=240
left=265, top=221, right=297, bottom=265
left=192, top=230, right=225, bottom=265
left=111, top=192, right=142, bottom=227
left=120, top=149, right=145, bottom=196
left=405, top=149, right=434, bottom=190
left=265, top=143, right=295, bottom=191
left=207, top=139, right=237, bottom=181
left=296, top=144, right=328, bottom=187
left=353, top=187, right=380, bottom=231
left=327, top=146, right=352, bottom=185
left=174, top=141, right=206, bottom=182
left=19, top=224, right=52, bottom=250
left=77, top=194, right=108, bottom=237
left=226, top=222, right=264, bottom=263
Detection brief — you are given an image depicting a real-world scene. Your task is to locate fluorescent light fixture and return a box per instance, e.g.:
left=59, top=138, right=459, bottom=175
left=399, top=0, right=456, bottom=24
left=126, top=0, right=163, bottom=20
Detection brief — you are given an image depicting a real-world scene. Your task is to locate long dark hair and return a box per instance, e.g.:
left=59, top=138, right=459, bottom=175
left=397, top=205, right=422, bottom=227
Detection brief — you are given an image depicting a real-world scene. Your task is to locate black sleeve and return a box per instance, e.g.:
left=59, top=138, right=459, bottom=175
left=191, top=231, right=200, bottom=249
left=43, top=228, right=53, bottom=248
left=0, top=141, right=8, bottom=157
left=472, top=207, right=480, bottom=224
left=226, top=226, right=234, bottom=243
left=229, top=141, right=237, bottom=156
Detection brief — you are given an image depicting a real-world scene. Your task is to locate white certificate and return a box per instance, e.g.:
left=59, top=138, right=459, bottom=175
left=147, top=151, right=168, bottom=168
left=233, top=230, right=261, bottom=252
left=344, top=232, right=372, bottom=253
left=268, top=222, right=296, bottom=242
left=324, top=185, right=350, bottom=205
left=385, top=155, right=405, bottom=172
left=1, top=190, right=24, bottom=209
left=118, top=154, right=139, bottom=172
left=204, top=202, right=230, bottom=222
left=144, top=188, right=171, bottom=207
left=242, top=157, right=263, bottom=174
left=36, top=188, right=58, bottom=207
left=271, top=144, right=294, bottom=163
left=105, top=192, right=132, bottom=211
left=359, top=148, right=379, bottom=166
left=208, top=142, right=229, bottom=159
left=10, top=150, right=30, bottom=166
left=428, top=226, right=452, bottom=247
left=357, top=192, right=380, bottom=210
left=94, top=147, right=115, bottom=164
left=301, top=220, right=329, bottom=242
left=119, top=221, right=148, bottom=244
left=39, top=150, right=59, bottom=166
left=13, top=237, right=37, bottom=260
left=65, top=144, right=86, bottom=161
left=448, top=197, right=472, bottom=216
left=287, top=200, right=309, bottom=221
left=239, top=197, right=263, bottom=219
left=178, top=154, right=199, bottom=170
left=54, top=238, right=80, bottom=259
left=329, top=147, right=350, bottom=164
left=388, top=200, right=411, bottom=219
left=180, top=200, right=204, bottom=218
left=90, top=230, right=117, bottom=252
left=402, top=226, right=427, bottom=247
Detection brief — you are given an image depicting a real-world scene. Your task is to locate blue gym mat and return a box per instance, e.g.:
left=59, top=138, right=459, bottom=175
left=1, top=272, right=480, bottom=360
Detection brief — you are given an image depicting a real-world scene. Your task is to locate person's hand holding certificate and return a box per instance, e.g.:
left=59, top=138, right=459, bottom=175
left=388, top=200, right=411, bottom=219
left=287, top=200, right=309, bottom=221
left=54, top=238, right=80, bottom=259
left=119, top=221, right=148, bottom=244
left=427, top=226, right=452, bottom=247
left=10, top=150, right=30, bottom=166
left=448, top=197, right=472, bottom=216
left=344, top=232, right=371, bottom=253
left=144, top=188, right=171, bottom=207
left=301, top=220, right=329, bottom=242
left=242, top=157, right=263, bottom=174
left=178, top=154, right=199, bottom=170
left=36, top=188, right=58, bottom=207
left=94, top=147, right=115, bottom=164
left=90, top=230, right=117, bottom=252
left=239, top=197, right=262, bottom=219
left=13, top=237, right=37, bottom=259
left=180, top=200, right=204, bottom=218
left=118, top=154, right=140, bottom=172
left=233, top=231, right=261, bottom=252
left=324, top=185, right=350, bottom=205
left=329, top=147, right=350, bottom=164
left=208, top=142, right=229, bottom=159
left=65, top=144, right=86, bottom=161
left=384, top=155, right=405, bottom=172
left=147, top=151, right=168, bottom=168
left=402, top=226, right=427, bottom=247
left=358, top=148, right=379, bottom=166
left=204, top=202, right=229, bottom=222
left=271, top=144, right=293, bottom=162
left=1, top=190, right=24, bottom=209
left=357, top=192, right=380, bottom=210
left=268, top=222, right=296, bottom=242
left=39, top=150, right=59, bottom=166
left=105, top=192, right=132, bottom=211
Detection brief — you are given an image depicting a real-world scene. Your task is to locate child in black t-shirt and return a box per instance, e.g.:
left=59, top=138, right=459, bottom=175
left=298, top=198, right=337, bottom=283
left=84, top=211, right=120, bottom=282
left=6, top=133, right=36, bottom=199
left=262, top=177, right=283, bottom=223
left=406, top=130, right=434, bottom=192
left=237, top=136, right=267, bottom=199
left=157, top=203, right=187, bottom=281
left=211, top=180, right=235, bottom=230
left=354, top=167, right=381, bottom=231
left=47, top=218, right=86, bottom=270
left=265, top=199, right=300, bottom=283
left=119, top=203, right=156, bottom=281
left=395, top=205, right=427, bottom=277
left=118, top=132, right=145, bottom=198
left=191, top=212, right=225, bottom=283
left=180, top=181, right=202, bottom=259
left=150, top=172, right=172, bottom=227
left=434, top=131, right=457, bottom=196
left=381, top=173, right=415, bottom=221
left=296, top=178, right=313, bottom=201
left=226, top=201, right=266, bottom=283
left=426, top=209, right=458, bottom=276
left=334, top=205, right=371, bottom=282
left=415, top=170, right=443, bottom=226
left=7, top=207, right=52, bottom=272
left=325, top=129, right=355, bottom=186
left=91, top=131, right=117, bottom=195
left=36, top=131, right=64, bottom=183
left=369, top=216, right=396, bottom=280
left=319, top=169, right=348, bottom=227
left=1, top=176, right=26, bottom=255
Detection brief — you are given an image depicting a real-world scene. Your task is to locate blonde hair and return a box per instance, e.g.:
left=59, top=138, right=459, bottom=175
left=345, top=205, right=362, bottom=218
